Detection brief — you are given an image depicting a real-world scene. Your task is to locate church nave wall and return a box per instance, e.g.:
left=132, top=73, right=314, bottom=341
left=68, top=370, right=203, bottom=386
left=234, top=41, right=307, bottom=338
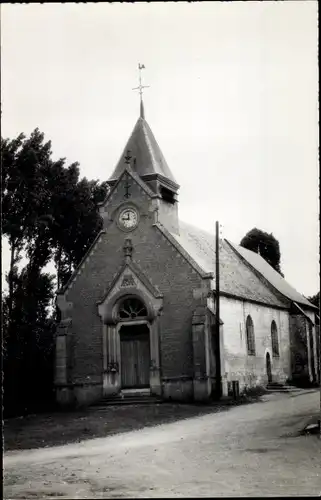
left=219, top=296, right=291, bottom=391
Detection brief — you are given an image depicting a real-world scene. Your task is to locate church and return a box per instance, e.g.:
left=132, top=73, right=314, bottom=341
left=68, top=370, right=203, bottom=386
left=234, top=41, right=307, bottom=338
left=55, top=93, right=319, bottom=407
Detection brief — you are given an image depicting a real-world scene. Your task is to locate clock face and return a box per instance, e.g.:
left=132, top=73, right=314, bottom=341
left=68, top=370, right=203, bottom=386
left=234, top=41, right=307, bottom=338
left=118, top=208, right=138, bottom=230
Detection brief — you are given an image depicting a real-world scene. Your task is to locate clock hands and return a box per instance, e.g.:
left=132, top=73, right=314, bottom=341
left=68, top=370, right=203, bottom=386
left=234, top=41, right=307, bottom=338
left=122, top=212, right=130, bottom=221
left=119, top=208, right=138, bottom=230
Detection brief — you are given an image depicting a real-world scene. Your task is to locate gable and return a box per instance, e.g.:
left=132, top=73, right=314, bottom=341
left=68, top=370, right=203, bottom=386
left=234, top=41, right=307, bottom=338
left=98, top=165, right=158, bottom=229
left=99, top=164, right=155, bottom=210
left=98, top=260, right=163, bottom=305
left=97, top=260, right=163, bottom=324
left=57, top=174, right=175, bottom=302
left=57, top=230, right=106, bottom=295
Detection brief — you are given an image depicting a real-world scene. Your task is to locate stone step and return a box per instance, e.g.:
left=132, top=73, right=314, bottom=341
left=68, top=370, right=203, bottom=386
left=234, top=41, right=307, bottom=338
left=90, top=395, right=162, bottom=408
left=92, top=401, right=162, bottom=409
left=266, top=388, right=292, bottom=392
left=266, top=383, right=302, bottom=392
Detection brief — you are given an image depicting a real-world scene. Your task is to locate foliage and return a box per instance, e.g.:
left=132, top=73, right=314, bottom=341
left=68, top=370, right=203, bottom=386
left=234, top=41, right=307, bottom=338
left=1, top=129, right=109, bottom=416
left=307, top=291, right=320, bottom=309
left=3, top=268, right=56, bottom=416
left=240, top=227, right=283, bottom=276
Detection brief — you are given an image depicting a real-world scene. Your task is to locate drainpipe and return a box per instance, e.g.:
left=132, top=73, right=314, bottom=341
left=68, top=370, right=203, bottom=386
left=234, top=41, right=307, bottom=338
left=215, top=221, right=222, bottom=399
left=318, top=217, right=320, bottom=439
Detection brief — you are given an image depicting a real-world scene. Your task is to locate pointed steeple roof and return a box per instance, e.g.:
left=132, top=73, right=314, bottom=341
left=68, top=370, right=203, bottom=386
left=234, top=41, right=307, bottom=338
left=108, top=113, right=178, bottom=187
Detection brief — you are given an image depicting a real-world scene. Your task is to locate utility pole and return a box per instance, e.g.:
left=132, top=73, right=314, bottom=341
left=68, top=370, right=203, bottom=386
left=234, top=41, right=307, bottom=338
left=319, top=295, right=321, bottom=439
left=215, top=221, right=222, bottom=399
left=319, top=215, right=321, bottom=440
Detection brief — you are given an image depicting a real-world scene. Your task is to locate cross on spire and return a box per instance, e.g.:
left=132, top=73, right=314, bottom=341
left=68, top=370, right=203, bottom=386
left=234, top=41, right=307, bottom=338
left=132, top=63, right=149, bottom=119
left=124, top=150, right=132, bottom=165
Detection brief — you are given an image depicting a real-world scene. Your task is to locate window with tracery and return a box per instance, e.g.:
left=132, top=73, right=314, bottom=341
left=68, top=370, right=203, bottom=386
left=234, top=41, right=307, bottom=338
left=118, top=297, right=147, bottom=320
left=246, top=315, right=256, bottom=356
left=271, top=320, right=279, bottom=357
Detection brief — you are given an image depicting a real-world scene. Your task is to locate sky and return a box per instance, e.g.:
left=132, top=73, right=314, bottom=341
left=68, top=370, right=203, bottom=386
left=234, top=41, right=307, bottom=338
left=1, top=2, right=319, bottom=297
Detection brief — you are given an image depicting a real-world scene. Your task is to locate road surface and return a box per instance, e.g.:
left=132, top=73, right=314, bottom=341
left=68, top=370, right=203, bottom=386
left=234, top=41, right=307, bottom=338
left=4, top=390, right=321, bottom=498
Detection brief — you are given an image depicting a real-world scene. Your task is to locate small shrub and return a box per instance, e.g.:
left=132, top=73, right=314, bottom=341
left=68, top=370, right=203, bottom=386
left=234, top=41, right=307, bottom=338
left=241, top=385, right=268, bottom=399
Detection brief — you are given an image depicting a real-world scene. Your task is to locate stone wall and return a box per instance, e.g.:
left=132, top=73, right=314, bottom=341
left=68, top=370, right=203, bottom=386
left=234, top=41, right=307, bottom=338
left=289, top=309, right=319, bottom=386
left=289, top=314, right=309, bottom=385
left=316, top=324, right=320, bottom=383
left=303, top=308, right=319, bottom=383
left=219, top=296, right=291, bottom=391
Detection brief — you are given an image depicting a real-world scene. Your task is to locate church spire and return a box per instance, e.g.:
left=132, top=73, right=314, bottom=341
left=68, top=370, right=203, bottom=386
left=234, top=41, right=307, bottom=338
left=132, top=63, right=149, bottom=119
left=109, top=64, right=179, bottom=190
left=140, top=99, right=145, bottom=120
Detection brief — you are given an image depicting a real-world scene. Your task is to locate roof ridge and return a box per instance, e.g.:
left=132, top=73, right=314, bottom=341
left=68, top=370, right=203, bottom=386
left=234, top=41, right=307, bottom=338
left=173, top=221, right=287, bottom=308
left=226, top=240, right=316, bottom=310
left=141, top=119, right=162, bottom=175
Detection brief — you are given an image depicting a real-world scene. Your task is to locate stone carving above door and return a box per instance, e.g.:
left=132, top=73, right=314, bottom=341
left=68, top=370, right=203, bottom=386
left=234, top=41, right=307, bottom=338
left=121, top=274, right=136, bottom=287
left=97, top=260, right=163, bottom=325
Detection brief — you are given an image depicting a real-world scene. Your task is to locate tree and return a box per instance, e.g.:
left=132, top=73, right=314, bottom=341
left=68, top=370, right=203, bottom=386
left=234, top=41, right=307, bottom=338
left=2, top=129, right=109, bottom=305
left=51, top=175, right=109, bottom=290
left=1, top=129, right=109, bottom=416
left=307, top=291, right=320, bottom=309
left=2, top=265, right=56, bottom=415
left=1, top=129, right=62, bottom=317
left=240, top=228, right=284, bottom=276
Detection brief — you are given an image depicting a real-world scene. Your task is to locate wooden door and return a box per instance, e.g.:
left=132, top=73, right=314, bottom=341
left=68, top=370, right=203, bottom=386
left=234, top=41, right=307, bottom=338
left=308, top=323, right=316, bottom=382
left=120, top=327, right=150, bottom=388
left=120, top=339, right=137, bottom=388
left=266, top=352, right=272, bottom=383
left=136, top=336, right=150, bottom=387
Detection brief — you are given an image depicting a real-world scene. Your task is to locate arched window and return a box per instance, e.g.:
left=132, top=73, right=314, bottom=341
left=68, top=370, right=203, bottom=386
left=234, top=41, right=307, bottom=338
left=271, top=320, right=279, bottom=357
left=118, top=297, right=147, bottom=321
left=246, top=315, right=256, bottom=356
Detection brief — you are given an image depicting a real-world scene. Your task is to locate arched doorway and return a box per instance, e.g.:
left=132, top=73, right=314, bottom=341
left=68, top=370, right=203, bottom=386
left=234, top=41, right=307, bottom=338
left=266, top=352, right=272, bottom=384
left=118, top=297, right=151, bottom=389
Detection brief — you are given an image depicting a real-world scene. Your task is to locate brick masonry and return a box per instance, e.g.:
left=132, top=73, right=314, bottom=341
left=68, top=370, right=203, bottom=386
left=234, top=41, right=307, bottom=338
left=57, top=171, right=206, bottom=404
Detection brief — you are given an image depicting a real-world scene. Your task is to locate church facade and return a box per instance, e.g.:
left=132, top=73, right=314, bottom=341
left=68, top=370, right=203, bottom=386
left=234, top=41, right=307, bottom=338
left=55, top=104, right=319, bottom=407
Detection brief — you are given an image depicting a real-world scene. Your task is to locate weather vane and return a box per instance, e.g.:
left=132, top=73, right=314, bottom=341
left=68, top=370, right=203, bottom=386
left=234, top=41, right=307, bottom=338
left=132, top=63, right=149, bottom=118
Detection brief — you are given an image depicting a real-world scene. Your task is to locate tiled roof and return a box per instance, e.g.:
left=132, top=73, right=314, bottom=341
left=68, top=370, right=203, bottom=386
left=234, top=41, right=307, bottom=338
left=171, top=220, right=287, bottom=308
left=227, top=241, right=316, bottom=309
left=108, top=117, right=178, bottom=185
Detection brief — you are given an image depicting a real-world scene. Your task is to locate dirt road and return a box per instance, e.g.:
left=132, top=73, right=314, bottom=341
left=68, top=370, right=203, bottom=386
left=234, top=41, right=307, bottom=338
left=4, top=390, right=321, bottom=498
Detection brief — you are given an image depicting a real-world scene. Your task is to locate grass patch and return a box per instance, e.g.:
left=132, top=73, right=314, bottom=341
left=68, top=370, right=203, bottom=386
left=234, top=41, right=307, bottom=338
left=4, top=391, right=270, bottom=452
left=4, top=401, right=235, bottom=451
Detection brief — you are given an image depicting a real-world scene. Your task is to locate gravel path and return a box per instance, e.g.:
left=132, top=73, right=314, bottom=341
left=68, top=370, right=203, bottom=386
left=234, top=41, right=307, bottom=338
left=4, top=390, right=321, bottom=498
